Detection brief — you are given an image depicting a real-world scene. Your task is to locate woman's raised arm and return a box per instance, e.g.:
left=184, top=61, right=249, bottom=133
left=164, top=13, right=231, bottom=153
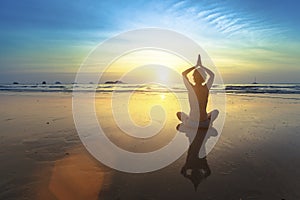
left=201, top=65, right=214, bottom=90
left=182, top=66, right=195, bottom=89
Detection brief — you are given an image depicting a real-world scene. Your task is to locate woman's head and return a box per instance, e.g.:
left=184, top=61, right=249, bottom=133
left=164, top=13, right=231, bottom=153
left=193, top=68, right=206, bottom=85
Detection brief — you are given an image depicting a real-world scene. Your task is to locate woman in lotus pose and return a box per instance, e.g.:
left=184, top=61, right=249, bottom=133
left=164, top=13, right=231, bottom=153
left=177, top=54, right=215, bottom=128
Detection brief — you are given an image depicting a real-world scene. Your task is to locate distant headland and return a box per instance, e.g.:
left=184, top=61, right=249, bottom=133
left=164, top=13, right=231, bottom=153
left=104, top=80, right=125, bottom=84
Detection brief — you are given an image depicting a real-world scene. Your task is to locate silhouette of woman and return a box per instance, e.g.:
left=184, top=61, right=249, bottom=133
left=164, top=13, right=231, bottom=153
left=177, top=54, right=215, bottom=128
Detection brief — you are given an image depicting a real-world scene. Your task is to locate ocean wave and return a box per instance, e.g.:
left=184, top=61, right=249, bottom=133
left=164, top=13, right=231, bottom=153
left=0, top=83, right=299, bottom=94
left=225, top=84, right=300, bottom=94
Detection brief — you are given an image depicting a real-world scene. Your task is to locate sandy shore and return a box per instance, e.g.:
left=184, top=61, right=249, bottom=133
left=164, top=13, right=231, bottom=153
left=0, top=92, right=299, bottom=200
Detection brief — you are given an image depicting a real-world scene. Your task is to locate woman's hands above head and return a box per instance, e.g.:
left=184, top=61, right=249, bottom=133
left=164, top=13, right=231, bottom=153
left=195, top=54, right=202, bottom=68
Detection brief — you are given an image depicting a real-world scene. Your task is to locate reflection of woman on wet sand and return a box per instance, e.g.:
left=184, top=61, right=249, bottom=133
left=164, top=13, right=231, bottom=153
left=180, top=128, right=211, bottom=190
left=177, top=54, right=214, bottom=128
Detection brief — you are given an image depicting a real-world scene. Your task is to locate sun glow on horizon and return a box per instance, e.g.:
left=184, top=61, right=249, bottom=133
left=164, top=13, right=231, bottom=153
left=100, top=49, right=193, bottom=84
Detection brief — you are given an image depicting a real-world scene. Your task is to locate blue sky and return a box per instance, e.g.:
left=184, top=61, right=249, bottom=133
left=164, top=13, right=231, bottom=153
left=0, top=0, right=299, bottom=83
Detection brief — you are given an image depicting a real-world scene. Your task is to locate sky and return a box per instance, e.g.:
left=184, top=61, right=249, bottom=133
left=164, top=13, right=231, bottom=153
left=0, top=0, right=299, bottom=83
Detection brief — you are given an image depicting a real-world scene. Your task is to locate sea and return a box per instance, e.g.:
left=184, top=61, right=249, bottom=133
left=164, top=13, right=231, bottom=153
left=0, top=83, right=299, bottom=95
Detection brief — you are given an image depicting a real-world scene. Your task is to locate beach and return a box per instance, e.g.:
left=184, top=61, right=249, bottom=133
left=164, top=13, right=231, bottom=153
left=1, top=0, right=300, bottom=199
left=0, top=89, right=300, bottom=200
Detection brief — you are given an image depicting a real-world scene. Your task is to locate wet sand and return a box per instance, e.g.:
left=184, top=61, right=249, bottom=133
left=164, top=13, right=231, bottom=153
left=0, top=92, right=299, bottom=200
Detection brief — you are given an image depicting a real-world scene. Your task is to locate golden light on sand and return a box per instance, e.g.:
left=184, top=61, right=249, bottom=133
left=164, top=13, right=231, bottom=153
left=47, top=149, right=106, bottom=200
left=127, top=92, right=181, bottom=127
